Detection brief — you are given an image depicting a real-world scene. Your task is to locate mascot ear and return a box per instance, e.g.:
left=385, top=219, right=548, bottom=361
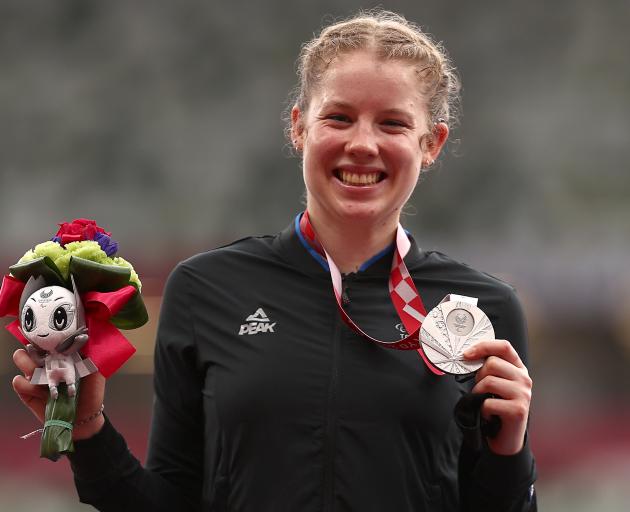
left=70, top=275, right=86, bottom=328
left=18, top=275, right=47, bottom=315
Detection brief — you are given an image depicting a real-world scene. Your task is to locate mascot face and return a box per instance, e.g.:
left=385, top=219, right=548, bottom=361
left=20, top=286, right=78, bottom=351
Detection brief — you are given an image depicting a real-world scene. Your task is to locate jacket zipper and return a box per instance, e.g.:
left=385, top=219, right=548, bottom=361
left=323, top=290, right=347, bottom=511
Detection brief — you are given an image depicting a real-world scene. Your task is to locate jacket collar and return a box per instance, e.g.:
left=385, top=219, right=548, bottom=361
left=275, top=212, right=425, bottom=278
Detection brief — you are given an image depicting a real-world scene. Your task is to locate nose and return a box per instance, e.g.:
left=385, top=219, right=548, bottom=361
left=345, top=121, right=378, bottom=160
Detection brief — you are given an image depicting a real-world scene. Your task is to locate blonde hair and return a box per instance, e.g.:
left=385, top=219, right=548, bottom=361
left=288, top=10, right=461, bottom=134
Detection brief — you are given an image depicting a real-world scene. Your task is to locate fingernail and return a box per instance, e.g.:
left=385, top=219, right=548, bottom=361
left=463, top=348, right=476, bottom=358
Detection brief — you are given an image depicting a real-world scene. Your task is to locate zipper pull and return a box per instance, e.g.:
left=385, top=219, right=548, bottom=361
left=341, top=277, right=351, bottom=305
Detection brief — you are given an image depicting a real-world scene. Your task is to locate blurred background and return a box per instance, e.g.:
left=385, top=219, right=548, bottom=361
left=1, top=0, right=629, bottom=510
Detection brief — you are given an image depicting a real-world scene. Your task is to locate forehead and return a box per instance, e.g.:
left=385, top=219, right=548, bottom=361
left=26, top=286, right=75, bottom=307
left=311, top=51, right=426, bottom=113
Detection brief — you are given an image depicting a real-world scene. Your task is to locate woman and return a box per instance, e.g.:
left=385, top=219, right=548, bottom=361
left=12, top=11, right=536, bottom=511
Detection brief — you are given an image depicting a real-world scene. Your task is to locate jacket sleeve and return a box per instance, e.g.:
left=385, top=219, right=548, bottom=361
left=69, top=263, right=205, bottom=511
left=458, top=287, right=537, bottom=512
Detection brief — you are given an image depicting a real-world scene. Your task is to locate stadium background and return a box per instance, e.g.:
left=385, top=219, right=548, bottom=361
left=1, top=1, right=629, bottom=510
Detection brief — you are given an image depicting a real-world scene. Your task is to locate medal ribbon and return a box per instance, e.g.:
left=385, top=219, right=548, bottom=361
left=299, top=212, right=444, bottom=376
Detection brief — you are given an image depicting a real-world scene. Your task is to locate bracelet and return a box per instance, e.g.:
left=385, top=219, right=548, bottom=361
left=75, top=404, right=105, bottom=427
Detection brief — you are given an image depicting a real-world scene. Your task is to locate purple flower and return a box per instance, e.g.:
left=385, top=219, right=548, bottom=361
left=94, top=232, right=119, bottom=256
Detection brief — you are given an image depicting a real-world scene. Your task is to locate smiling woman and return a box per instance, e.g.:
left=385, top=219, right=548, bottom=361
left=292, top=50, right=449, bottom=273
left=11, top=9, right=536, bottom=512
left=288, top=13, right=456, bottom=273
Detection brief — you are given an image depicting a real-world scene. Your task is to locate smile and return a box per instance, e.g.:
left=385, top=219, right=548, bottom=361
left=37, top=333, right=49, bottom=337
left=334, top=170, right=384, bottom=186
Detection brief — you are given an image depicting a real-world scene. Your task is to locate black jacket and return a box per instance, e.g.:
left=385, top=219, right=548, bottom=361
left=69, top=216, right=536, bottom=511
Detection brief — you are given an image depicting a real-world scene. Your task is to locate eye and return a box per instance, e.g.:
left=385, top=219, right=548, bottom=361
left=382, top=119, right=408, bottom=129
left=23, top=307, right=36, bottom=332
left=325, top=114, right=351, bottom=123
left=49, top=304, right=75, bottom=331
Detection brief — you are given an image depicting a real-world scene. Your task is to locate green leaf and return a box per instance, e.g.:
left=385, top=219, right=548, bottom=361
left=9, top=257, right=66, bottom=286
left=70, top=258, right=148, bottom=329
left=69, top=257, right=131, bottom=293
left=111, top=284, right=149, bottom=329
left=40, top=381, right=79, bottom=462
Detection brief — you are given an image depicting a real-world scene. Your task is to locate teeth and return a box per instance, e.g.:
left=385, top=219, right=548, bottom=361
left=339, top=171, right=381, bottom=186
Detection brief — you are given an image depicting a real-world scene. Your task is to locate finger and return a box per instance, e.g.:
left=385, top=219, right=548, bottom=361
left=12, top=374, right=48, bottom=401
left=464, top=339, right=524, bottom=368
left=475, top=355, right=525, bottom=384
left=482, top=397, right=530, bottom=424
left=13, top=348, right=37, bottom=378
left=471, top=374, right=525, bottom=400
left=12, top=375, right=48, bottom=422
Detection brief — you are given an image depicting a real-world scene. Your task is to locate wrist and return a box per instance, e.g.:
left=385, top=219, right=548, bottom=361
left=72, top=405, right=105, bottom=441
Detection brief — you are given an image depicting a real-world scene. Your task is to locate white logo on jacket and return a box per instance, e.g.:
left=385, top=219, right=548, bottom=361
left=239, top=308, right=276, bottom=335
left=395, top=322, right=408, bottom=339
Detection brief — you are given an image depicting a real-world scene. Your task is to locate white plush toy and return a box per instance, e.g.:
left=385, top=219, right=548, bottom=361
left=18, top=276, right=97, bottom=399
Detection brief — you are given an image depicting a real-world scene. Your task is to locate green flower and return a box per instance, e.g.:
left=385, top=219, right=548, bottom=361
left=52, top=241, right=107, bottom=279
left=18, top=241, right=65, bottom=264
left=111, top=256, right=142, bottom=290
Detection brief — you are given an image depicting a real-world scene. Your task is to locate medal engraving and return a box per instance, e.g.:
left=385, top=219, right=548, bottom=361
left=420, top=299, right=494, bottom=375
left=423, top=307, right=455, bottom=356
left=446, top=308, right=474, bottom=336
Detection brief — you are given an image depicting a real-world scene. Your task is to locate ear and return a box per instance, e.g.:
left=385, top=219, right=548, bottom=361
left=421, top=122, right=449, bottom=164
left=19, top=275, right=46, bottom=315
left=291, top=105, right=305, bottom=151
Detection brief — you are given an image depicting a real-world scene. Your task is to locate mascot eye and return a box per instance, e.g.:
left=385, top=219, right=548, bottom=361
left=23, top=307, right=36, bottom=332
left=49, top=304, right=75, bottom=331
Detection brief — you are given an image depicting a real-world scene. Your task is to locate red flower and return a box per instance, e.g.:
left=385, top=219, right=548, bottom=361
left=54, top=219, right=111, bottom=246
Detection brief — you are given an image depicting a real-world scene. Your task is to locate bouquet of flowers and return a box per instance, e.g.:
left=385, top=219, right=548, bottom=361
left=0, top=219, right=147, bottom=461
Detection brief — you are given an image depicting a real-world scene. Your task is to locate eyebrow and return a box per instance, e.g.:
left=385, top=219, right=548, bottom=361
left=320, top=101, right=414, bottom=119
left=54, top=297, right=64, bottom=301
left=29, top=298, right=36, bottom=303
left=382, top=108, right=414, bottom=119
left=321, top=101, right=353, bottom=110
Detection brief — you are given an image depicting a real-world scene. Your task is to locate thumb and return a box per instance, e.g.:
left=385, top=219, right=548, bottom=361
left=12, top=374, right=48, bottom=423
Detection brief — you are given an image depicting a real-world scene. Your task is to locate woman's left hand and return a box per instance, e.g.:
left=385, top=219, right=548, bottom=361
left=463, top=340, right=533, bottom=456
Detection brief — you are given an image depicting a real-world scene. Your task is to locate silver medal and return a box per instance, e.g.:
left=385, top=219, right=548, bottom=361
left=420, top=299, right=494, bottom=375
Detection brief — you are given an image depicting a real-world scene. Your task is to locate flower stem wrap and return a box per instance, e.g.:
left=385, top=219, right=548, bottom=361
left=41, top=381, right=79, bottom=462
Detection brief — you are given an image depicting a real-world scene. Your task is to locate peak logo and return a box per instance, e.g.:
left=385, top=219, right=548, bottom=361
left=239, top=308, right=277, bottom=335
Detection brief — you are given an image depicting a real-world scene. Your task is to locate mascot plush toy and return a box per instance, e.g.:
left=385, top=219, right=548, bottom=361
left=0, top=219, right=147, bottom=461
left=19, top=275, right=95, bottom=399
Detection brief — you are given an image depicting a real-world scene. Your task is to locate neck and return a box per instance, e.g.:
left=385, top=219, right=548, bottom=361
left=306, top=209, right=398, bottom=274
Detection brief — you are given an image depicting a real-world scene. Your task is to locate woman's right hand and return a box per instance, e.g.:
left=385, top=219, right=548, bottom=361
left=12, top=348, right=106, bottom=440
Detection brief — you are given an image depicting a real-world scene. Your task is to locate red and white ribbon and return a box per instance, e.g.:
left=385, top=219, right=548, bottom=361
left=300, top=212, right=444, bottom=376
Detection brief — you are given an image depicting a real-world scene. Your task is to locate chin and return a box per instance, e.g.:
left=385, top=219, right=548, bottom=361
left=334, top=203, right=392, bottom=224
